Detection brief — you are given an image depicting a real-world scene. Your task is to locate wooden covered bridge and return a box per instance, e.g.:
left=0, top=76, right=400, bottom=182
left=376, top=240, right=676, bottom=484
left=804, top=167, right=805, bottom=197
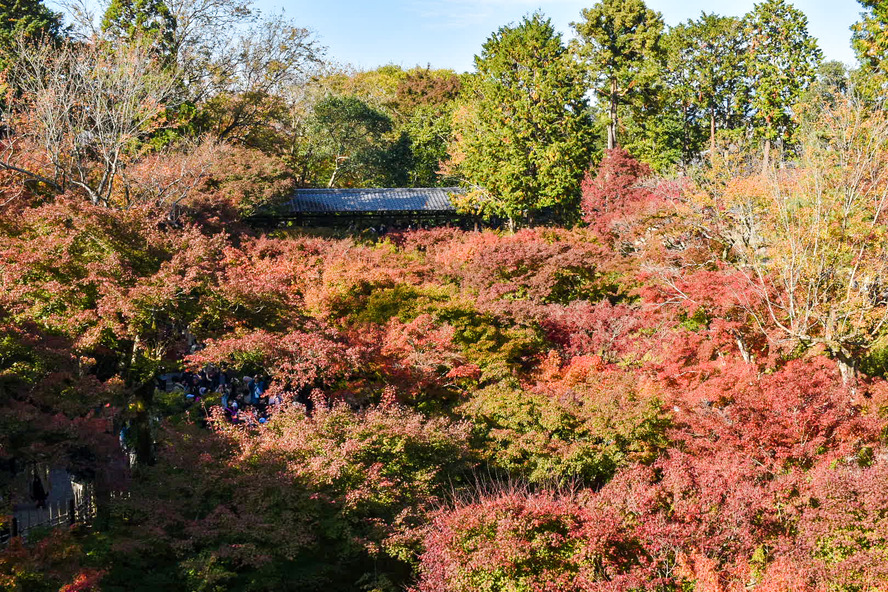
left=249, top=187, right=474, bottom=228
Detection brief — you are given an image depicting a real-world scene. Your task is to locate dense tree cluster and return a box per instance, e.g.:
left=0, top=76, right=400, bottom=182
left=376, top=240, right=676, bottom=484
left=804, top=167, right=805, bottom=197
left=3, top=139, right=888, bottom=589
left=3, top=0, right=888, bottom=591
left=0, top=0, right=851, bottom=225
left=445, top=14, right=594, bottom=227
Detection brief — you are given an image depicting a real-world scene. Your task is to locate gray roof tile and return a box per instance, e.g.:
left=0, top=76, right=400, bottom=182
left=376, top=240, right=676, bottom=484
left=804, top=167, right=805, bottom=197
left=284, top=187, right=462, bottom=213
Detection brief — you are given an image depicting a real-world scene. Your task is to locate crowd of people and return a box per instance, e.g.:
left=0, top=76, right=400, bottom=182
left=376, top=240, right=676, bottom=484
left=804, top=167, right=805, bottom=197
left=159, top=366, right=282, bottom=426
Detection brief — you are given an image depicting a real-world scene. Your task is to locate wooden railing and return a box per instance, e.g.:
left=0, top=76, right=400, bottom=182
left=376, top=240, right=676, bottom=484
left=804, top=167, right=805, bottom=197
left=0, top=494, right=96, bottom=545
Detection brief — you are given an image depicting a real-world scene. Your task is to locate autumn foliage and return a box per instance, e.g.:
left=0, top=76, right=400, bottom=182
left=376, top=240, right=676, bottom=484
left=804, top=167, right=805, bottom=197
left=5, top=104, right=888, bottom=592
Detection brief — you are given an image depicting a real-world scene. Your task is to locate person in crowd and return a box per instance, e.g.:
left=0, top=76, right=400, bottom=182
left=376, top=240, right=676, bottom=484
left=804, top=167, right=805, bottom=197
left=226, top=400, right=239, bottom=424
left=269, top=391, right=282, bottom=408
left=243, top=376, right=255, bottom=405
left=30, top=472, right=48, bottom=509
left=221, top=384, right=230, bottom=409
left=160, top=359, right=283, bottom=425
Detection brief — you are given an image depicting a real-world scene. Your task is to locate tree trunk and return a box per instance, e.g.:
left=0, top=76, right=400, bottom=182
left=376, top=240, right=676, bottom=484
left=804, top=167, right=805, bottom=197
left=607, top=78, right=618, bottom=150
left=92, top=472, right=112, bottom=532
left=328, top=149, right=347, bottom=188
left=832, top=348, right=859, bottom=397
left=761, top=138, right=771, bottom=174
left=736, top=335, right=752, bottom=364
left=709, top=109, right=716, bottom=163
left=327, top=164, right=339, bottom=188
left=127, top=337, right=156, bottom=466
left=132, top=380, right=156, bottom=466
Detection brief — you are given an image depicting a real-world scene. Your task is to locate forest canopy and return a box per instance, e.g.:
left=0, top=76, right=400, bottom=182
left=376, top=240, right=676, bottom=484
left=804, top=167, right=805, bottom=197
left=3, top=1, right=888, bottom=591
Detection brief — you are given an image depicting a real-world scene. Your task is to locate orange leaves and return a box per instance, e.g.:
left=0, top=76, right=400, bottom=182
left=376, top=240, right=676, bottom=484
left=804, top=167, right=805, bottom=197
left=0, top=531, right=101, bottom=592
left=58, top=570, right=106, bottom=592
left=719, top=174, right=771, bottom=213
left=675, top=553, right=722, bottom=592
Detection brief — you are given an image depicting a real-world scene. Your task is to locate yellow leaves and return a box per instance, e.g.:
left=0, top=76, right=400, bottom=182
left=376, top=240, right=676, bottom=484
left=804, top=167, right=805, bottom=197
left=686, top=189, right=715, bottom=210
left=708, top=100, right=888, bottom=354
left=450, top=188, right=493, bottom=216
left=721, top=175, right=772, bottom=211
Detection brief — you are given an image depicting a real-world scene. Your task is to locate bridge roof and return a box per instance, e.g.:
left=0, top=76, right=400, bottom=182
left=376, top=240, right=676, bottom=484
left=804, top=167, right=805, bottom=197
left=283, top=187, right=462, bottom=213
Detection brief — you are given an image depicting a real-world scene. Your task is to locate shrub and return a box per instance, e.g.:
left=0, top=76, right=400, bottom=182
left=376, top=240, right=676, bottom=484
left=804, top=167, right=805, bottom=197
left=414, top=490, right=645, bottom=592
left=459, top=372, right=669, bottom=487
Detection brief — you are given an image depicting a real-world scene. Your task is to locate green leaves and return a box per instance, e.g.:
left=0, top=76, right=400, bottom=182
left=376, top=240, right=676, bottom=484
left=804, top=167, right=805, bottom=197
left=0, top=0, right=63, bottom=70
left=101, top=0, right=178, bottom=64
left=573, top=0, right=665, bottom=149
left=852, top=0, right=888, bottom=96
left=745, top=0, right=822, bottom=146
left=664, top=13, right=749, bottom=160
left=307, top=95, right=397, bottom=188
left=0, top=1, right=62, bottom=41
left=448, top=13, right=594, bottom=225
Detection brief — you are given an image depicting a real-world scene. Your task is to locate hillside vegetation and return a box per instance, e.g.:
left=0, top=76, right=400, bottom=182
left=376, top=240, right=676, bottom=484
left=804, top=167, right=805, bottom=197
left=3, top=0, right=888, bottom=591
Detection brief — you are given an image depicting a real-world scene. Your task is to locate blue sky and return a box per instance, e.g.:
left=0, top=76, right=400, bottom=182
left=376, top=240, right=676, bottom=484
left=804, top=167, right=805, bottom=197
left=257, top=0, right=862, bottom=72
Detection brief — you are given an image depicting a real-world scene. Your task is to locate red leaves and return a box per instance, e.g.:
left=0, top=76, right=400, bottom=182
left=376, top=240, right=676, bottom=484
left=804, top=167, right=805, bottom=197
left=796, top=459, right=888, bottom=587
left=374, top=314, right=468, bottom=400
left=592, top=356, right=886, bottom=590
left=431, top=228, right=611, bottom=308
left=214, top=401, right=473, bottom=561
left=672, top=358, right=874, bottom=468
left=58, top=570, right=106, bottom=592
left=541, top=300, right=641, bottom=364
left=8, top=186, right=888, bottom=590
left=581, top=148, right=659, bottom=248
left=187, top=328, right=354, bottom=393
left=0, top=530, right=101, bottom=591
left=415, top=490, right=647, bottom=592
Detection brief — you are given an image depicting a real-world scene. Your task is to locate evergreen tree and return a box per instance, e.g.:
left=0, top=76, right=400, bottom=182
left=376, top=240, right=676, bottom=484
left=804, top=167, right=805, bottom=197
left=852, top=0, right=888, bottom=96
left=102, top=0, right=177, bottom=62
left=447, top=13, right=594, bottom=227
left=745, top=0, right=821, bottom=169
left=665, top=13, right=749, bottom=162
left=572, top=0, right=665, bottom=150
left=0, top=0, right=63, bottom=68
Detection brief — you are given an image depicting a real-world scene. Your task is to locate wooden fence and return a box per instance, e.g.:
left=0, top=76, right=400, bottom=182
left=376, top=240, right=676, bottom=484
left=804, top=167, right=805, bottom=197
left=0, top=493, right=96, bottom=545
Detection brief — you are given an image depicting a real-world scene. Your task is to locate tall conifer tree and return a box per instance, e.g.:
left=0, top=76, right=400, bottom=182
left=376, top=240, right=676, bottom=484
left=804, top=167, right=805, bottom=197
left=852, top=0, right=888, bottom=96
left=665, top=13, right=749, bottom=161
left=447, top=13, right=594, bottom=227
left=0, top=0, right=63, bottom=68
left=102, top=0, right=177, bottom=63
left=572, top=0, right=664, bottom=150
left=745, top=0, right=821, bottom=169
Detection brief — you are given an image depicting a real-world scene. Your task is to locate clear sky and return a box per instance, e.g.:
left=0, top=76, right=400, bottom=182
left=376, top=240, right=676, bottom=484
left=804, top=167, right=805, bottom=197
left=256, top=0, right=862, bottom=72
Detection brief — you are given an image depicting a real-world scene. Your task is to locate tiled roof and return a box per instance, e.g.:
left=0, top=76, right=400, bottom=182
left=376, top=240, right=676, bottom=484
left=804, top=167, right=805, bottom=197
left=283, top=187, right=461, bottom=213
